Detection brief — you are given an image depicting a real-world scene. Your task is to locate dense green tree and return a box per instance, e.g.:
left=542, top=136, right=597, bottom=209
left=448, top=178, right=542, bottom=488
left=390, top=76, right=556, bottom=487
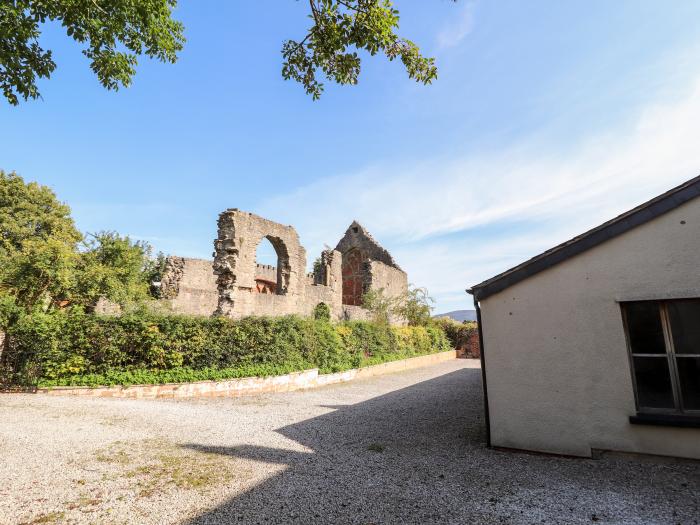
left=2, top=235, right=78, bottom=309
left=73, top=231, right=154, bottom=308
left=0, top=0, right=185, bottom=105
left=1, top=1, right=447, bottom=105
left=361, top=288, right=395, bottom=325
left=283, top=0, right=441, bottom=99
left=143, top=251, right=167, bottom=298
left=0, top=171, right=81, bottom=257
left=0, top=172, right=156, bottom=313
left=0, top=171, right=81, bottom=309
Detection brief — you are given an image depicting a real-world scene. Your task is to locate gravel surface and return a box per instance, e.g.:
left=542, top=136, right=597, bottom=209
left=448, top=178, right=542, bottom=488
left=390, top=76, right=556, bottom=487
left=1, top=359, right=698, bottom=525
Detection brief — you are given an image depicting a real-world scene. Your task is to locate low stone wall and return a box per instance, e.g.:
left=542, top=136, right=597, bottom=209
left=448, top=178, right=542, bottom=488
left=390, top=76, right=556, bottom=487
left=37, top=351, right=464, bottom=399
left=316, top=350, right=472, bottom=386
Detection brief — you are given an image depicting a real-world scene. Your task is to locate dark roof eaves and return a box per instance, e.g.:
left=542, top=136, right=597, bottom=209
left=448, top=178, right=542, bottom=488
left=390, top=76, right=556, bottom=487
left=469, top=175, right=700, bottom=301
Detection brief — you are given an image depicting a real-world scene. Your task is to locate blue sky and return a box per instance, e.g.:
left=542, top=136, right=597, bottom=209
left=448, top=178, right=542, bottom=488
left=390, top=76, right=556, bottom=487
left=3, top=1, right=700, bottom=312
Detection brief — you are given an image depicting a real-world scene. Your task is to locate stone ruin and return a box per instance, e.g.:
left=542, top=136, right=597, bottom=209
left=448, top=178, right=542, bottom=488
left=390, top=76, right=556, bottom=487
left=160, top=257, right=218, bottom=316
left=159, top=210, right=408, bottom=322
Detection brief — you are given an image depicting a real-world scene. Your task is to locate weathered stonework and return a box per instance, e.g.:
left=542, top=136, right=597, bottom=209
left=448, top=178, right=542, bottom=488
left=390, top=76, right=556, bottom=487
left=160, top=256, right=186, bottom=299
left=160, top=257, right=218, bottom=316
left=335, top=221, right=408, bottom=307
left=161, top=210, right=408, bottom=322
left=212, top=210, right=346, bottom=319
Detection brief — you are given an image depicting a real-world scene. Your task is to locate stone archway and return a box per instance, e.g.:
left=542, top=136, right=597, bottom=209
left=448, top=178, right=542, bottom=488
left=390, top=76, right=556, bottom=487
left=255, top=234, right=291, bottom=295
left=214, top=209, right=307, bottom=318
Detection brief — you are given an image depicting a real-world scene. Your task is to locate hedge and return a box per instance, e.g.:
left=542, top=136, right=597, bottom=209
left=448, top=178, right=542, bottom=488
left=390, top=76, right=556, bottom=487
left=0, top=308, right=452, bottom=388
left=433, top=318, right=480, bottom=357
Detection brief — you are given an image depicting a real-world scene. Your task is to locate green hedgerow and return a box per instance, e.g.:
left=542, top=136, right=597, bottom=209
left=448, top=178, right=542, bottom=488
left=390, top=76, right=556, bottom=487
left=1, top=309, right=453, bottom=388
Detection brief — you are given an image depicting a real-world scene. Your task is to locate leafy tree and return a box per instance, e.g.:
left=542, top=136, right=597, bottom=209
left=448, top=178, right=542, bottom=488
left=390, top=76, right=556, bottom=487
left=0, top=171, right=81, bottom=310
left=73, top=231, right=154, bottom=308
left=1, top=0, right=448, bottom=105
left=313, top=302, right=331, bottom=322
left=361, top=287, right=395, bottom=325
left=0, top=0, right=185, bottom=105
left=0, top=171, right=81, bottom=257
left=392, top=285, right=434, bottom=326
left=283, top=0, right=442, bottom=99
left=0, top=172, right=157, bottom=313
left=362, top=284, right=434, bottom=326
left=144, top=251, right=168, bottom=298
left=2, top=235, right=78, bottom=310
left=312, top=256, right=323, bottom=278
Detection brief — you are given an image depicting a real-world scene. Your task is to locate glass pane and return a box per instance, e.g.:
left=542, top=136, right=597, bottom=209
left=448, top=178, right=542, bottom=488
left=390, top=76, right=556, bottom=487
left=625, top=302, right=666, bottom=354
left=633, top=357, right=675, bottom=409
left=676, top=357, right=700, bottom=410
left=668, top=300, right=700, bottom=354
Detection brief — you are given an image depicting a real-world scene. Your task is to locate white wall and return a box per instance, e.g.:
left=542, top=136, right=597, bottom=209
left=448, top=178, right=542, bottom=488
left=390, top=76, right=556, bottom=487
left=480, top=198, right=700, bottom=458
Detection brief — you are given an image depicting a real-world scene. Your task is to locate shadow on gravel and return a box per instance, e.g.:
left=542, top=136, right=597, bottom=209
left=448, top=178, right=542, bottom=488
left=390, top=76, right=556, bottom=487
left=182, top=367, right=700, bottom=525
left=183, top=368, right=487, bottom=524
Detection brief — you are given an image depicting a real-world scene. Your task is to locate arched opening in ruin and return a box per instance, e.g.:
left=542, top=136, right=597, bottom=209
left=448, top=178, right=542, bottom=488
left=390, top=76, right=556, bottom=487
left=254, top=235, right=290, bottom=295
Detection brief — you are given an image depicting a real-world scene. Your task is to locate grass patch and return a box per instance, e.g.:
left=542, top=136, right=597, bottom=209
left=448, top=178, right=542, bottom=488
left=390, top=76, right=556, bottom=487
left=65, top=494, right=101, bottom=511
left=94, top=447, right=131, bottom=465
left=105, top=440, right=237, bottom=497
left=132, top=452, right=228, bottom=495
left=24, top=512, right=65, bottom=524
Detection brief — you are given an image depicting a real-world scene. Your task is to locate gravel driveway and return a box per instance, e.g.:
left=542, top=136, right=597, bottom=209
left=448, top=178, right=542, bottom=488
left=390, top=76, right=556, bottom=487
left=1, top=359, right=698, bottom=525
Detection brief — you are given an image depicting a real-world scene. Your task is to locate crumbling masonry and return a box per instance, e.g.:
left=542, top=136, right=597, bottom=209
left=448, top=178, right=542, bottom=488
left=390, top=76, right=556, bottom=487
left=160, top=210, right=408, bottom=322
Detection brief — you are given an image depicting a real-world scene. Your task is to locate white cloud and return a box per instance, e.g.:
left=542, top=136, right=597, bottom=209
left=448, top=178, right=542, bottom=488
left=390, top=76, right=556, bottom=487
left=257, top=74, right=700, bottom=312
left=436, top=3, right=475, bottom=49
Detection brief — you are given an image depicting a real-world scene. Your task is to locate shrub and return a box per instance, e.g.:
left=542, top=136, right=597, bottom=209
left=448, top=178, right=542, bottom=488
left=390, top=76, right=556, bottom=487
left=313, top=302, right=331, bottom=322
left=362, top=285, right=435, bottom=326
left=434, top=318, right=480, bottom=357
left=360, top=289, right=394, bottom=325
left=1, top=309, right=454, bottom=388
left=392, top=286, right=434, bottom=326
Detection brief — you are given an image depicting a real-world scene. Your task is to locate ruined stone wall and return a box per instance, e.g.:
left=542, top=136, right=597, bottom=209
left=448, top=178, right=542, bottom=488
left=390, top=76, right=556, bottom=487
left=213, top=210, right=345, bottom=320
left=340, top=248, right=369, bottom=305
left=254, top=264, right=278, bottom=294
left=367, top=260, right=408, bottom=300
left=160, top=212, right=408, bottom=324
left=335, top=221, right=408, bottom=304
left=341, top=304, right=372, bottom=322
left=160, top=257, right=218, bottom=316
left=301, top=249, right=343, bottom=316
left=255, top=264, right=277, bottom=283
left=155, top=246, right=343, bottom=320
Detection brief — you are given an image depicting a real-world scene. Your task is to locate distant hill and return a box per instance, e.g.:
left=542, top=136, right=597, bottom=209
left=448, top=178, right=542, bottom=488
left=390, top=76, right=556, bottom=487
left=433, top=310, right=477, bottom=322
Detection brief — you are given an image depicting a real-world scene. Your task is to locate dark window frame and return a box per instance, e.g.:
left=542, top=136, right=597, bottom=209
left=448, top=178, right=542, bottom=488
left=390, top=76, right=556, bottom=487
left=622, top=300, right=700, bottom=418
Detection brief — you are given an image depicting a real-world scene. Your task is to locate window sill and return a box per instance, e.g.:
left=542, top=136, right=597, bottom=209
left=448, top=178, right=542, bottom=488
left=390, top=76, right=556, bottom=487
left=629, top=413, right=700, bottom=429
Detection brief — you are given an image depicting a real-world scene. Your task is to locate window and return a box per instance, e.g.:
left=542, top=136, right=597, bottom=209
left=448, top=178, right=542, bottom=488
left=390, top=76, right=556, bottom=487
left=623, top=300, right=700, bottom=417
